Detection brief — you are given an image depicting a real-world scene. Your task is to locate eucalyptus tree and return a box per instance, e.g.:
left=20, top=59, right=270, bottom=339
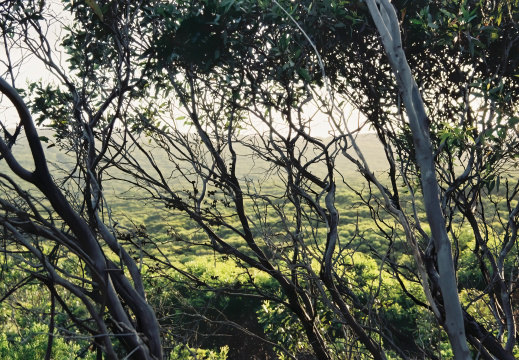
left=1, top=0, right=518, bottom=359
left=106, top=0, right=426, bottom=358
left=0, top=1, right=163, bottom=359
left=366, top=0, right=471, bottom=357
left=124, top=0, right=519, bottom=358
left=115, top=3, right=386, bottom=359
left=308, top=0, right=519, bottom=358
left=361, top=1, right=519, bottom=359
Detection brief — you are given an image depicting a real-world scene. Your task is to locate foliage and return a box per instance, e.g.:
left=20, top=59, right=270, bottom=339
left=0, top=0, right=518, bottom=359
left=170, top=344, right=229, bottom=360
left=0, top=323, right=96, bottom=360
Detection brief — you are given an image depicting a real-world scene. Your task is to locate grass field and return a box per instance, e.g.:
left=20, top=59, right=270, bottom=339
left=2, top=128, right=519, bottom=359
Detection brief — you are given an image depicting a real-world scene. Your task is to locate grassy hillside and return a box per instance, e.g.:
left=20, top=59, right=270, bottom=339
left=3, top=129, right=519, bottom=359
left=0, top=129, right=399, bottom=273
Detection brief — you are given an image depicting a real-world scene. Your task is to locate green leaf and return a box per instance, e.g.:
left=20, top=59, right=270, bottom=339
left=487, top=179, right=495, bottom=193
left=84, top=0, right=104, bottom=21
left=508, top=117, right=519, bottom=126
left=220, top=0, right=236, bottom=13
left=440, top=8, right=456, bottom=19
left=297, top=68, right=311, bottom=82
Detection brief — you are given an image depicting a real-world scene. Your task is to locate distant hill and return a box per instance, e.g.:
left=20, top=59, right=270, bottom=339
left=1, top=129, right=389, bottom=192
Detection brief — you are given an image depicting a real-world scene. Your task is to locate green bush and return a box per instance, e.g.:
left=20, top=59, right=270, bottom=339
left=170, top=344, right=229, bottom=360
left=0, top=323, right=95, bottom=360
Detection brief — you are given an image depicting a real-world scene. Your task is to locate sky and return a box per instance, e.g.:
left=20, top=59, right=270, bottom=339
left=0, top=1, right=368, bottom=138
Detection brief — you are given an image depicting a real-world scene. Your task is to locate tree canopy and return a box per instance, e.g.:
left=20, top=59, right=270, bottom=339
left=0, top=0, right=518, bottom=359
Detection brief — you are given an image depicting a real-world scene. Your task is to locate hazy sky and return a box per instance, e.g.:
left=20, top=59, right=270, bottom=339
left=0, top=1, right=366, bottom=138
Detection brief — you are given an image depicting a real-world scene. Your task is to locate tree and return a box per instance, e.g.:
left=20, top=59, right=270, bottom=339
left=115, top=0, right=518, bottom=358
left=362, top=1, right=518, bottom=358
left=1, top=0, right=518, bottom=359
left=365, top=0, right=471, bottom=357
left=0, top=1, right=162, bottom=359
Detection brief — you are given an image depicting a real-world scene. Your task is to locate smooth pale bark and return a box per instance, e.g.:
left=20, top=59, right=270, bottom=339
left=364, top=1, right=471, bottom=359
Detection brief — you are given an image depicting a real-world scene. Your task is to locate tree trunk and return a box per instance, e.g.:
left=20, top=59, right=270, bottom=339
left=364, top=1, right=471, bottom=358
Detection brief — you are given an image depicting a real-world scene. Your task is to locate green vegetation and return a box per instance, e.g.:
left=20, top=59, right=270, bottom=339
left=1, top=0, right=518, bottom=359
